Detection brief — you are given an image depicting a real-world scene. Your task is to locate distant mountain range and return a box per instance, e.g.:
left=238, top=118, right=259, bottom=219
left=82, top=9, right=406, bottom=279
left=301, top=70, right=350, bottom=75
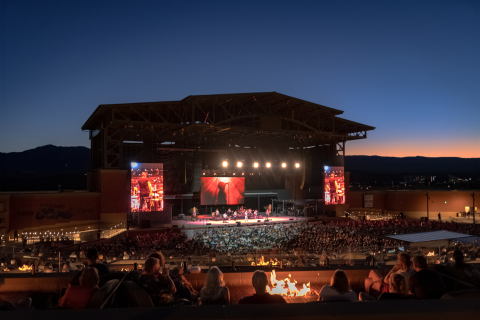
left=0, top=145, right=90, bottom=174
left=0, top=145, right=90, bottom=191
left=0, top=145, right=479, bottom=191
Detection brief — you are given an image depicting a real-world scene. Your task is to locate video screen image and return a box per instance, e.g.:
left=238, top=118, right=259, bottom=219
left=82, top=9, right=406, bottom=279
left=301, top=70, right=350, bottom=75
left=131, top=163, right=163, bottom=212
left=201, top=177, right=245, bottom=206
left=324, top=166, right=345, bottom=205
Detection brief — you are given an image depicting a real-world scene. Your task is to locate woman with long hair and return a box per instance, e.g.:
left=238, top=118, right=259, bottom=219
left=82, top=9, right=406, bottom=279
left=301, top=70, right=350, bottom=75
left=384, top=252, right=414, bottom=286
left=199, top=266, right=230, bottom=305
left=378, top=274, right=412, bottom=300
left=318, top=269, right=357, bottom=301
left=366, top=252, right=413, bottom=293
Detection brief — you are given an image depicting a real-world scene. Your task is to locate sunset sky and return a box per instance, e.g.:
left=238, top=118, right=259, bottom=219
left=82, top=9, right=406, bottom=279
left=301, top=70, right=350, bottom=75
left=1, top=1, right=479, bottom=157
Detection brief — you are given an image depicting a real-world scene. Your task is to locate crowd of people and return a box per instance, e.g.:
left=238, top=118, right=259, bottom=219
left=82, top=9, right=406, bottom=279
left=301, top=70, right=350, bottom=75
left=5, top=247, right=478, bottom=310
left=2, top=222, right=480, bottom=311
left=51, top=219, right=479, bottom=264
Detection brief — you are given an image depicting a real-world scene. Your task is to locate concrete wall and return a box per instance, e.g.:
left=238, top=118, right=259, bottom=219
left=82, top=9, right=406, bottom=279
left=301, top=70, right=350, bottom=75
left=1, top=169, right=128, bottom=236
left=349, top=190, right=478, bottom=219
left=99, top=170, right=128, bottom=227
left=7, top=192, right=101, bottom=234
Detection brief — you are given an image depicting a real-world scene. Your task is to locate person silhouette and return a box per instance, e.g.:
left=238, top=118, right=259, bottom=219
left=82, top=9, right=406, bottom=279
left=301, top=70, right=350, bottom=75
left=216, top=181, right=229, bottom=205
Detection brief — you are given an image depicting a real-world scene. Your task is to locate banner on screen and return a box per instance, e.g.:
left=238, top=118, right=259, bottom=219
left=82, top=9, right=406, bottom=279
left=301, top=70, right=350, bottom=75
left=324, top=166, right=345, bottom=205
left=201, top=177, right=245, bottom=205
left=131, top=163, right=163, bottom=212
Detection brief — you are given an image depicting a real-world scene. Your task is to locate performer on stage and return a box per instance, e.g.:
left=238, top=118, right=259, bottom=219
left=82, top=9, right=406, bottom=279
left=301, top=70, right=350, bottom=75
left=266, top=204, right=271, bottom=221
left=328, top=173, right=338, bottom=204
left=244, top=211, right=248, bottom=222
left=233, top=211, right=237, bottom=221
left=137, top=171, right=152, bottom=211
left=223, top=212, right=228, bottom=223
left=254, top=210, right=258, bottom=220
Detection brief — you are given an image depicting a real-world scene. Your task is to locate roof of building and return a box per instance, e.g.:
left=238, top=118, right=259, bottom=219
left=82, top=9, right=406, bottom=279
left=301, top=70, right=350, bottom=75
left=386, top=230, right=471, bottom=243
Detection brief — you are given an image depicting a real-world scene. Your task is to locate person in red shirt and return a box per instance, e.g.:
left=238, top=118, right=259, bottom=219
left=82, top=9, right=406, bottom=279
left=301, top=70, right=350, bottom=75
left=59, top=267, right=99, bottom=309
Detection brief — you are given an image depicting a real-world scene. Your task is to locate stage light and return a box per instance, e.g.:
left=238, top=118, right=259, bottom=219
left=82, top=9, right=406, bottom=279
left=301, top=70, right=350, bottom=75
left=295, top=163, right=300, bottom=168
left=131, top=162, right=138, bottom=168
left=237, top=161, right=243, bottom=168
left=281, top=163, right=287, bottom=168
left=253, top=162, right=259, bottom=168
left=266, top=162, right=271, bottom=168
left=222, top=161, right=228, bottom=167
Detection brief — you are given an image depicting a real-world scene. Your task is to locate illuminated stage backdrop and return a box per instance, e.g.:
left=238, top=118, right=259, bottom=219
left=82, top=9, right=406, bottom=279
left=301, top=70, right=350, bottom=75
left=131, top=163, right=163, bottom=212
left=324, top=166, right=345, bottom=205
left=201, top=177, right=245, bottom=206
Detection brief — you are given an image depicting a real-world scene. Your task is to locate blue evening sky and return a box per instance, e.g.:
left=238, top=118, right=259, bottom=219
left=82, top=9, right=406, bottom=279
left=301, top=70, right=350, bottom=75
left=1, top=0, right=479, bottom=157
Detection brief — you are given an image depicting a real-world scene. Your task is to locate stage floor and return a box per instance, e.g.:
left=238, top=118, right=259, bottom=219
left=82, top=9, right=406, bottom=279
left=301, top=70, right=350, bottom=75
left=171, top=215, right=310, bottom=230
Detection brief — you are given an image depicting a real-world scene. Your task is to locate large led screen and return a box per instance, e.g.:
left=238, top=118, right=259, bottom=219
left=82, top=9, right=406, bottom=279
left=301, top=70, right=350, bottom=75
left=324, top=166, right=345, bottom=205
left=201, top=177, right=245, bottom=206
left=131, top=163, right=163, bottom=212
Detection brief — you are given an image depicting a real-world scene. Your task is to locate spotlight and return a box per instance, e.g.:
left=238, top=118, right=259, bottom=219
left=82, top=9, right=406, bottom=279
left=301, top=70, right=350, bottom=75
left=281, top=163, right=287, bottom=168
left=222, top=161, right=228, bottom=167
left=253, top=162, right=259, bottom=168
left=266, top=162, right=271, bottom=168
left=295, top=163, right=300, bottom=168
left=237, top=161, right=243, bottom=168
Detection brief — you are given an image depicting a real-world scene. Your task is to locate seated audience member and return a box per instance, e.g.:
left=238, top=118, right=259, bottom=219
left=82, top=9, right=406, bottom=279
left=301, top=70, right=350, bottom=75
left=408, top=255, right=446, bottom=299
left=170, top=266, right=198, bottom=301
left=318, top=269, right=357, bottom=301
left=59, top=267, right=99, bottom=309
left=447, top=250, right=480, bottom=288
left=367, top=252, right=413, bottom=293
left=71, top=248, right=110, bottom=286
left=378, top=274, right=412, bottom=300
left=199, top=266, right=230, bottom=305
left=137, top=257, right=176, bottom=306
left=239, top=270, right=286, bottom=304
left=384, top=253, right=414, bottom=286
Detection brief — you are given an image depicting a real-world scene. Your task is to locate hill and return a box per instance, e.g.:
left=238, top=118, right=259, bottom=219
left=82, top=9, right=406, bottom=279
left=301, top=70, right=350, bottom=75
left=0, top=145, right=90, bottom=191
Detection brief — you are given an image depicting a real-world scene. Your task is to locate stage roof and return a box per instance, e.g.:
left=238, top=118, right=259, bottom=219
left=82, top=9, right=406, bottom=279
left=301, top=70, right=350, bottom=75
left=82, top=92, right=374, bottom=146
left=386, top=230, right=471, bottom=243
left=81, top=92, right=375, bottom=169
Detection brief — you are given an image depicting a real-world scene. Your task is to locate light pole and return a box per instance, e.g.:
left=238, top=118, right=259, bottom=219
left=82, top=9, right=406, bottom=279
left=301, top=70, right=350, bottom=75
left=293, top=163, right=300, bottom=215
left=425, top=192, right=430, bottom=220
left=472, top=192, right=476, bottom=235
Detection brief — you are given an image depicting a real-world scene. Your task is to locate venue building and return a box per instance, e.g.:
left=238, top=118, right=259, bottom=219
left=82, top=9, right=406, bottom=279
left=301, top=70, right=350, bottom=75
left=0, top=92, right=477, bottom=238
